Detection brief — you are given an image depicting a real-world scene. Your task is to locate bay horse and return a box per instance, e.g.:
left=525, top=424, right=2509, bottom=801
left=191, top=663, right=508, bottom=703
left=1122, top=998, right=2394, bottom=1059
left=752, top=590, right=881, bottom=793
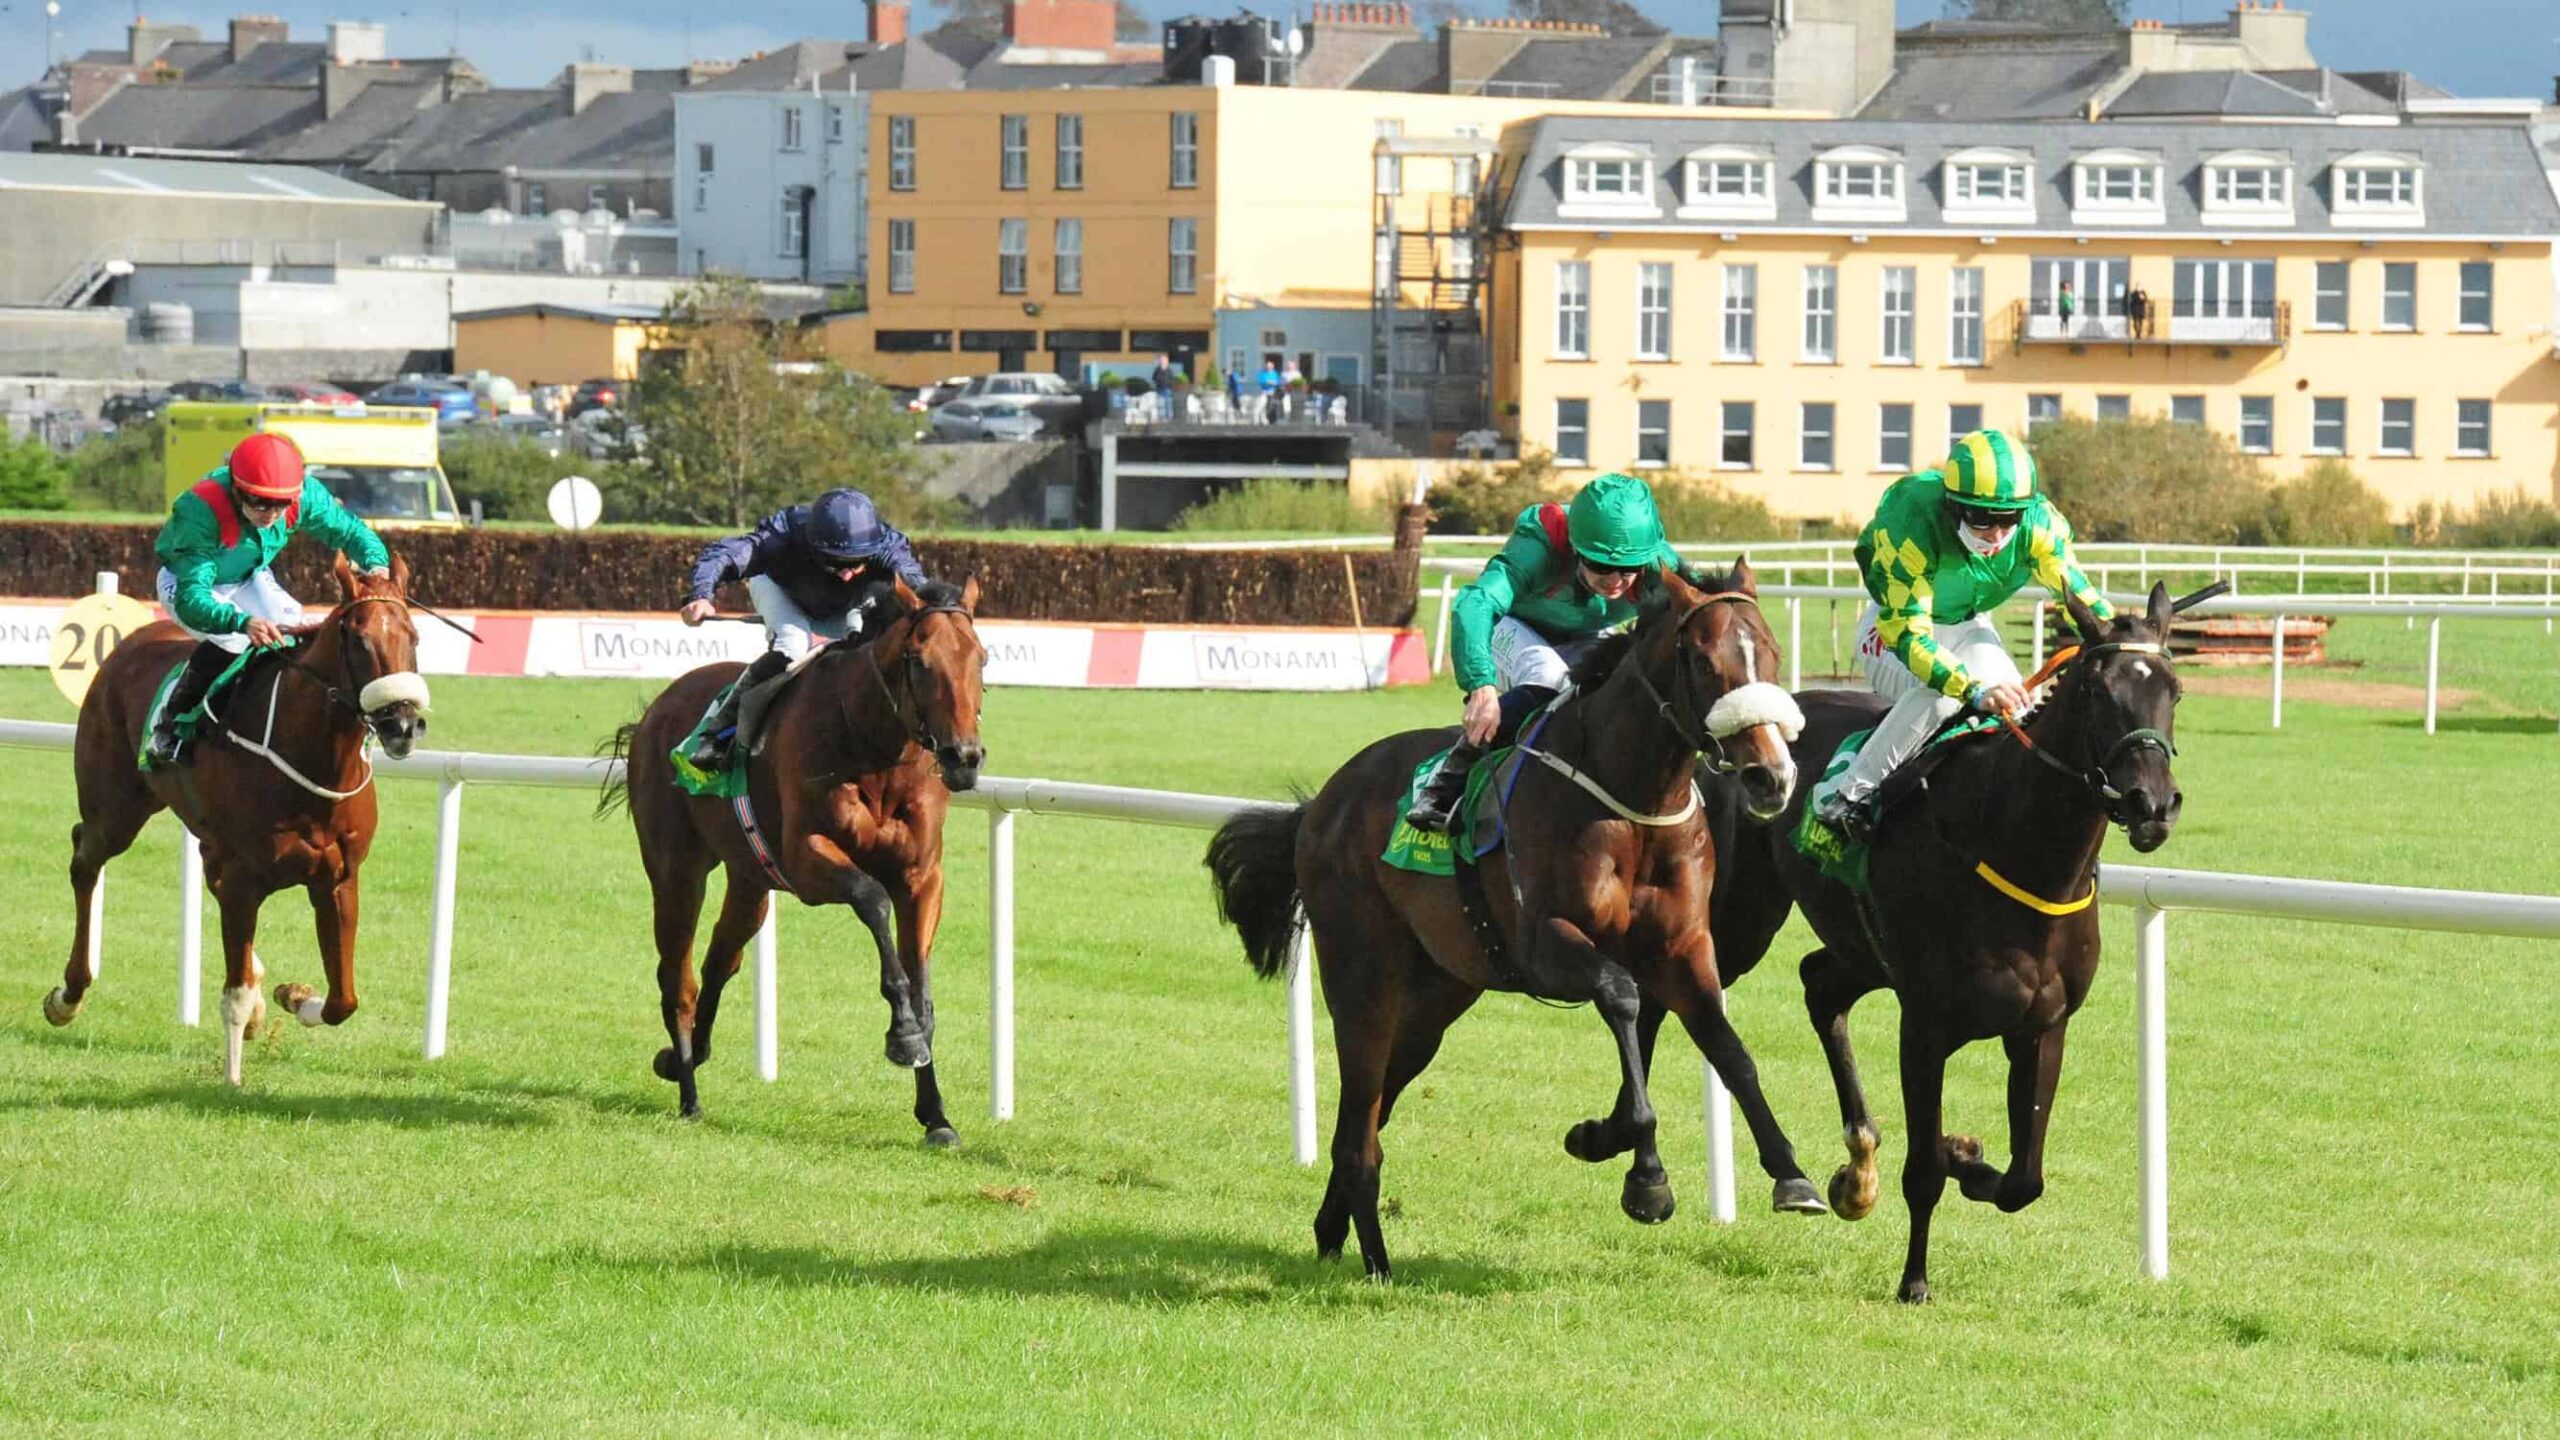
left=602, top=576, right=986, bottom=1144
left=1569, top=585, right=2187, bottom=1302
left=1206, top=562, right=1829, bottom=1280
left=46, top=556, right=430, bottom=1085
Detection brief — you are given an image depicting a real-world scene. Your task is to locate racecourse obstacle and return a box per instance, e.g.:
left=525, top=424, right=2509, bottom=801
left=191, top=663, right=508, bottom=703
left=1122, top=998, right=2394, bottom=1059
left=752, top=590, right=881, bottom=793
left=5, top=715, right=2557, bottom=1281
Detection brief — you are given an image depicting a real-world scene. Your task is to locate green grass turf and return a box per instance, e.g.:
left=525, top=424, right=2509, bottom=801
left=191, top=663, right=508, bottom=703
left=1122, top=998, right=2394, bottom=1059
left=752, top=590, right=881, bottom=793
left=0, top=650, right=2554, bottom=1437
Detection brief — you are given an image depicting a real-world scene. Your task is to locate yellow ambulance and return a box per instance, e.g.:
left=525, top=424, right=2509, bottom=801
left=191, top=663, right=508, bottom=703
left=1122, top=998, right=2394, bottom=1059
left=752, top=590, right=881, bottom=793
left=161, top=402, right=462, bottom=524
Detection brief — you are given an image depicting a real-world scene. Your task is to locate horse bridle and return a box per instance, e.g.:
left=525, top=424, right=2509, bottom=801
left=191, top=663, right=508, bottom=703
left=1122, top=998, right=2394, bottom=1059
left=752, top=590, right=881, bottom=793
left=2015, top=639, right=2178, bottom=825
left=287, top=593, right=415, bottom=724
left=855, top=602, right=975, bottom=755
left=1626, top=591, right=1764, bottom=775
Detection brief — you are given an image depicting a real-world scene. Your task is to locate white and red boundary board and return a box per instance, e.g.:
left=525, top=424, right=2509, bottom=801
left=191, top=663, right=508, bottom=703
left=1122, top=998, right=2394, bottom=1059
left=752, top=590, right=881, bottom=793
left=0, top=600, right=1428, bottom=691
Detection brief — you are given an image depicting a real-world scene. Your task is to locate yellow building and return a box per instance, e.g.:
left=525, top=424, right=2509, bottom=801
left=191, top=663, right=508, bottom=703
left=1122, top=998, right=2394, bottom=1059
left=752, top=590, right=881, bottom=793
left=1494, top=117, right=2560, bottom=520
left=454, top=302, right=668, bottom=386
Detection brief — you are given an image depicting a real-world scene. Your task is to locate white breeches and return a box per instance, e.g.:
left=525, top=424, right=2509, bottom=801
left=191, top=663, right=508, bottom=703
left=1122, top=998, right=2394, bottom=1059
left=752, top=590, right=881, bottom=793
left=1837, top=604, right=2021, bottom=802
left=157, top=568, right=304, bottom=654
left=749, top=575, right=859, bottom=662
left=1488, top=615, right=1587, bottom=692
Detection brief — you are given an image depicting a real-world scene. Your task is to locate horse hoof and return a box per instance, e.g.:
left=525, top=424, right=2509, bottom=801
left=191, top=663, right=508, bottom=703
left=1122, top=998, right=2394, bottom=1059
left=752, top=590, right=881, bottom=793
left=922, top=1126, right=961, bottom=1150
left=884, top=1032, right=930, bottom=1069
left=41, top=987, right=82, bottom=1027
left=274, top=982, right=324, bottom=1027
left=1897, top=1278, right=1931, bottom=1305
left=1564, top=1120, right=1615, bottom=1163
left=652, top=1047, right=684, bottom=1083
left=678, top=1100, right=702, bottom=1121
left=1772, top=1177, right=1830, bottom=1215
left=1620, top=1177, right=1677, bottom=1226
left=1828, top=1165, right=1878, bottom=1222
left=1942, top=1134, right=1984, bottom=1167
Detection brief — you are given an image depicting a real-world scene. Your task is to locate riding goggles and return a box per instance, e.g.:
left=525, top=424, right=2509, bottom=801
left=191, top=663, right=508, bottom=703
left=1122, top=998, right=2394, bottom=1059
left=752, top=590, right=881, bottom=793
left=1949, top=502, right=2023, bottom=531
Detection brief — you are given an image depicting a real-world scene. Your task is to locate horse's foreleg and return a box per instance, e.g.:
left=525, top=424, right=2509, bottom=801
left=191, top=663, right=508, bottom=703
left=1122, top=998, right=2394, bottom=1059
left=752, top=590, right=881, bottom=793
left=647, top=860, right=709, bottom=1117
left=1594, top=964, right=1674, bottom=1225
left=684, top=878, right=767, bottom=1112
left=842, top=867, right=926, bottom=1070
left=1564, top=999, right=1664, bottom=1165
left=1803, top=946, right=1889, bottom=1220
left=892, top=874, right=957, bottom=1148
left=1895, top=1013, right=1952, bottom=1304
left=1989, top=1022, right=2069, bottom=1213
left=1665, top=971, right=1826, bottom=1217
left=279, top=875, right=358, bottom=1028
left=214, top=876, right=270, bottom=1087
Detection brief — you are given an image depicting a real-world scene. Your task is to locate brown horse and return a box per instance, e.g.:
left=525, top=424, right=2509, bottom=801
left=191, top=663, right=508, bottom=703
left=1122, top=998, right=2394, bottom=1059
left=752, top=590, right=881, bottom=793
left=47, top=556, right=430, bottom=1085
left=1206, top=563, right=1829, bottom=1280
left=1573, top=585, right=2188, bottom=1302
left=602, top=576, right=986, bottom=1143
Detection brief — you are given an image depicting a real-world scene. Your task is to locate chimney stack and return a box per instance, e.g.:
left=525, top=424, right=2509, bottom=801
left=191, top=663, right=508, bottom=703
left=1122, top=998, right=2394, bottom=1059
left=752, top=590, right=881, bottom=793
left=228, top=14, right=289, bottom=63
left=868, top=1, right=910, bottom=45
left=327, top=21, right=388, bottom=65
left=1004, top=0, right=1117, bottom=52
left=562, top=62, right=633, bottom=115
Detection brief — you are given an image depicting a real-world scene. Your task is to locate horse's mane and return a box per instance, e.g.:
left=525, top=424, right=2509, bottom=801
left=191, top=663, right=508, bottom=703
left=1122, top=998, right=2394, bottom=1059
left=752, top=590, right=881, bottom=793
left=1567, top=594, right=1671, bottom=689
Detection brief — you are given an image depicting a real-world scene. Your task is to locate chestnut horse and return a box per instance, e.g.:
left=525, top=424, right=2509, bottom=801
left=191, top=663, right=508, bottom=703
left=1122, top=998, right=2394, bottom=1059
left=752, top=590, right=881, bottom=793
left=46, top=557, right=430, bottom=1084
left=1206, top=563, right=1828, bottom=1280
left=1572, top=585, right=2189, bottom=1302
left=602, top=576, right=986, bottom=1143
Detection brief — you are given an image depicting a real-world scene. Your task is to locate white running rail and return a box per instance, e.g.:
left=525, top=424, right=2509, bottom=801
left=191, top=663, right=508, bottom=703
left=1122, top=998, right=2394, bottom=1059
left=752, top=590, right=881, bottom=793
left=5, top=716, right=2556, bottom=1280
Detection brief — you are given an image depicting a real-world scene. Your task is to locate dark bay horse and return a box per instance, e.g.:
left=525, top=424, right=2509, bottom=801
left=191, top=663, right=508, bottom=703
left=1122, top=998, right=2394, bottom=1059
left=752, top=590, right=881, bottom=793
left=1206, top=563, right=1830, bottom=1280
left=602, top=576, right=986, bottom=1143
left=1572, top=585, right=2187, bottom=1302
left=47, top=556, right=430, bottom=1085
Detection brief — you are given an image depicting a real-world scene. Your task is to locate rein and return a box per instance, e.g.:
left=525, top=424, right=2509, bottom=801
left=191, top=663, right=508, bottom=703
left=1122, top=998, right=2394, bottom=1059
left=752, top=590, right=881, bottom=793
left=204, top=592, right=420, bottom=803
left=848, top=602, right=973, bottom=758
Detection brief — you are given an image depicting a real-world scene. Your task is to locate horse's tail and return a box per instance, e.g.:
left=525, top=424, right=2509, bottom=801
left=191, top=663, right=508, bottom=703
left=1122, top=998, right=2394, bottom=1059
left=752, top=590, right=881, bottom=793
left=595, top=720, right=641, bottom=820
left=1205, top=802, right=1306, bottom=981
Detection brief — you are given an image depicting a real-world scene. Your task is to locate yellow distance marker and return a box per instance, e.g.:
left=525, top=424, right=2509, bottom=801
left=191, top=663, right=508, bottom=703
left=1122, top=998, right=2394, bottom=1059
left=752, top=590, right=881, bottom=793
left=49, top=591, right=161, bottom=708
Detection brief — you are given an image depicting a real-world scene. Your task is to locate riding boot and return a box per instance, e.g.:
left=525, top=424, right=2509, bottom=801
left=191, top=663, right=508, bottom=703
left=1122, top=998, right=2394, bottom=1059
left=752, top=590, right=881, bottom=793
left=690, top=650, right=793, bottom=770
left=147, top=640, right=233, bottom=768
left=1407, top=684, right=1559, bottom=834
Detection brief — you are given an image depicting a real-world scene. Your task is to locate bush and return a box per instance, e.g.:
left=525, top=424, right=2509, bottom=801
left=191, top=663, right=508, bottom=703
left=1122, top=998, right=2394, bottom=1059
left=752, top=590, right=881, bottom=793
left=2446, top=487, right=2560, bottom=549
left=2029, top=415, right=2267, bottom=543
left=1648, top=470, right=1786, bottom=544
left=1424, top=447, right=1565, bottom=535
left=0, top=434, right=71, bottom=510
left=2254, top=459, right=2394, bottom=547
left=62, top=421, right=164, bottom=512
left=1195, top=358, right=1225, bottom=392
left=441, top=430, right=630, bottom=523
left=1171, top=478, right=1392, bottom=534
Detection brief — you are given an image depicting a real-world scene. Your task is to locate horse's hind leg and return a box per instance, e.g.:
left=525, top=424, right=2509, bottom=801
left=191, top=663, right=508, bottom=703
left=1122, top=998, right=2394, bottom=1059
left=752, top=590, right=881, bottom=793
left=647, top=856, right=712, bottom=1117
left=1564, top=999, right=1665, bottom=1165
left=1803, top=946, right=1890, bottom=1220
left=1307, top=905, right=1403, bottom=1279
left=892, top=873, right=958, bottom=1148
left=1894, top=1014, right=1953, bottom=1304
left=213, top=871, right=272, bottom=1087
left=48, top=786, right=158, bottom=1026
left=680, top=876, right=768, bottom=1118
left=1592, top=963, right=1678, bottom=1225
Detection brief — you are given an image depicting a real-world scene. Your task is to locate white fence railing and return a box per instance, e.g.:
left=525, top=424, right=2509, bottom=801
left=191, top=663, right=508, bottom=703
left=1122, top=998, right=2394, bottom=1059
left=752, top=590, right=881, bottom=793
left=6, top=716, right=2557, bottom=1280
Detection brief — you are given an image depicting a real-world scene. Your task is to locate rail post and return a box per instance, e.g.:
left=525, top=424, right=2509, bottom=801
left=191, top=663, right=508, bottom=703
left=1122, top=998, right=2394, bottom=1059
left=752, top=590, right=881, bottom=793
left=1786, top=596, right=1802, bottom=691
left=1431, top=573, right=1455, bottom=677
left=1704, top=993, right=1736, bottom=1224
left=988, top=807, right=1016, bottom=1120
left=2270, top=614, right=2286, bottom=730
left=2424, top=616, right=2442, bottom=735
left=754, top=904, right=778, bottom=1082
left=422, top=773, right=463, bottom=1060
left=2136, top=900, right=2169, bottom=1281
left=177, top=829, right=202, bottom=1026
left=1288, top=917, right=1317, bottom=1165
left=2031, top=600, right=2047, bottom=675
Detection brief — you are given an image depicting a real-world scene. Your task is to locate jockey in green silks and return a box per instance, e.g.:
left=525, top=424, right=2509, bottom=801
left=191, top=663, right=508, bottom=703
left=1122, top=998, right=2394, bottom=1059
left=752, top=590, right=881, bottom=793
left=1405, top=471, right=1689, bottom=834
left=1810, top=427, right=2114, bottom=838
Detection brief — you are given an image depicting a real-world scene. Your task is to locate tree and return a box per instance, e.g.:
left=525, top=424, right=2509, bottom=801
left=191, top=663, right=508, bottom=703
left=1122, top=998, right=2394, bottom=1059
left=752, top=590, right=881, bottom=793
left=2030, top=414, right=2267, bottom=544
left=0, top=434, right=71, bottom=510
left=1507, top=0, right=1665, bottom=36
left=1942, top=0, right=2127, bottom=27
left=622, top=275, right=948, bottom=529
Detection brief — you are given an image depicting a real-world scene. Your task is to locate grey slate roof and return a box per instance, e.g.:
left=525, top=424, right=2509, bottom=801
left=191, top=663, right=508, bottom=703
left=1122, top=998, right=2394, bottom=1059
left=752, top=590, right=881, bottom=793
left=1485, top=36, right=1669, bottom=99
left=364, top=89, right=673, bottom=175
left=2106, top=68, right=2409, bottom=120
left=1345, top=38, right=1441, bottom=93
left=0, top=149, right=424, bottom=203
left=1502, top=116, right=2560, bottom=238
left=72, top=84, right=319, bottom=152
left=253, top=82, right=440, bottom=164
left=362, top=90, right=563, bottom=173
left=1859, top=44, right=2124, bottom=121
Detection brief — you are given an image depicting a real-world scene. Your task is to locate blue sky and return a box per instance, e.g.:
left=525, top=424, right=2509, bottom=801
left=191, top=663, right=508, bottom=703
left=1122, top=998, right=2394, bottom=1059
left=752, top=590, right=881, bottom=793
left=13, top=0, right=2557, bottom=95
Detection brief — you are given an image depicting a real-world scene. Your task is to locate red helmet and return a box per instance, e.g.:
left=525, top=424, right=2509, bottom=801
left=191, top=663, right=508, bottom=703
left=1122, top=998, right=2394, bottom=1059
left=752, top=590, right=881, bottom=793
left=227, top=432, right=306, bottom=501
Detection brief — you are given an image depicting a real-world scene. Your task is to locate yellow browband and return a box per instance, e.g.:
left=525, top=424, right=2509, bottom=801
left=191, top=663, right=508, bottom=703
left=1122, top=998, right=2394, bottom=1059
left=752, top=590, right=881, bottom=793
left=1973, top=861, right=2097, bottom=916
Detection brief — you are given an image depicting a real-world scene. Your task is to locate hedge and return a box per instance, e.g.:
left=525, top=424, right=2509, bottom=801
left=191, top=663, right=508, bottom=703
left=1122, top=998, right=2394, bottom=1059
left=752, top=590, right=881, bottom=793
left=0, top=520, right=1421, bottom=629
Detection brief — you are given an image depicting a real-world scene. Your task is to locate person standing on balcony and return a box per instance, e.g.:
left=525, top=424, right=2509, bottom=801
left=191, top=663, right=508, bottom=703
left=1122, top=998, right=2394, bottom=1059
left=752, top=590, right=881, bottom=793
left=2056, top=279, right=2078, bottom=336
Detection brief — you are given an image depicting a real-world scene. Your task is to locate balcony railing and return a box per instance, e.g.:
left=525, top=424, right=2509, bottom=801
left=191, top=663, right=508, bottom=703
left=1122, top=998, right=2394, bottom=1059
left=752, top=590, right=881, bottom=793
left=2012, top=300, right=2290, bottom=351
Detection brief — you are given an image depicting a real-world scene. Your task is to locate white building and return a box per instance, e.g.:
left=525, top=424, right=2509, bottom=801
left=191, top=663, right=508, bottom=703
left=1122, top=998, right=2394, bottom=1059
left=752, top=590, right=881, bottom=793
left=674, top=85, right=864, bottom=287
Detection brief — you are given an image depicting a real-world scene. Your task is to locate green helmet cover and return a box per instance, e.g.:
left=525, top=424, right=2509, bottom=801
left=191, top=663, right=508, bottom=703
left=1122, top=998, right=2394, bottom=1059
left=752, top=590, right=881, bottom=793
left=1565, top=471, right=1666, bottom=567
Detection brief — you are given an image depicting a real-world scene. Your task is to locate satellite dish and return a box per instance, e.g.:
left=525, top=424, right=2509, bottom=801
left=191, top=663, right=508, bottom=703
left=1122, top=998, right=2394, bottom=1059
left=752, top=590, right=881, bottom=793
left=547, top=475, right=604, bottom=531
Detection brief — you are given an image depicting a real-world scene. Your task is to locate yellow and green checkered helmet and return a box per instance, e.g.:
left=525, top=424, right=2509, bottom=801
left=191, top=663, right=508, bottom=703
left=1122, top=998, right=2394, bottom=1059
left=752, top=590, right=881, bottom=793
left=1939, top=428, right=2038, bottom=512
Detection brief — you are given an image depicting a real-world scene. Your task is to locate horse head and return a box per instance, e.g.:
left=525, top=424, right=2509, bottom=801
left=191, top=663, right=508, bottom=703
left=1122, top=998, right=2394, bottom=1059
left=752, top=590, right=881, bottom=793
left=1655, top=559, right=1803, bottom=822
left=880, top=573, right=988, bottom=791
left=2058, top=582, right=2183, bottom=854
left=306, top=555, right=429, bottom=759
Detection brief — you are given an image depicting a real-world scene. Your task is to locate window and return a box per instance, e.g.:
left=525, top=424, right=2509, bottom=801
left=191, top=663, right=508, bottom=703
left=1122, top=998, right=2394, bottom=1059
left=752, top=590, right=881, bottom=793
left=1801, top=265, right=1836, bottom=364
left=1056, top=114, right=1084, bottom=190
left=2239, top=396, right=2274, bottom=454
left=1054, top=219, right=1082, bottom=295
left=2343, top=167, right=2415, bottom=206
left=779, top=192, right=807, bottom=259
left=1878, top=403, right=1913, bottom=472
left=1720, top=402, right=1754, bottom=468
left=826, top=105, right=845, bottom=144
left=2097, top=394, right=2131, bottom=422
left=2458, top=262, right=2493, bottom=331
left=781, top=105, right=804, bottom=152
left=2173, top=257, right=2276, bottom=338
left=2202, top=154, right=2292, bottom=223
left=1720, top=263, right=1757, bottom=362
left=2310, top=396, right=2346, bottom=455
left=1000, top=115, right=1028, bottom=189
left=1799, top=402, right=1835, bottom=471
left=887, top=219, right=915, bottom=294
left=1635, top=263, right=1672, bottom=361
left=1949, top=267, right=1984, bottom=366
left=1635, top=399, right=1670, bottom=467
left=1568, top=156, right=1644, bottom=199
left=1554, top=260, right=1590, bottom=359
left=2381, top=262, right=2415, bottom=331
left=2334, top=155, right=2422, bottom=221
left=2313, top=261, right=2349, bottom=330
left=588, top=184, right=609, bottom=211
left=2456, top=399, right=2491, bottom=457
left=998, top=218, right=1028, bottom=294
left=1814, top=147, right=1904, bottom=219
left=1170, top=112, right=1200, bottom=188
left=1167, top=217, right=1198, bottom=294
left=2378, top=398, right=2415, bottom=456
left=889, top=116, right=916, bottom=190
left=1680, top=145, right=1773, bottom=219
left=1942, top=147, right=2036, bottom=225
left=523, top=181, right=546, bottom=213
left=1951, top=160, right=2028, bottom=205
left=1948, top=403, right=1983, bottom=452
left=1880, top=266, right=1915, bottom=365
left=1554, top=398, right=1590, bottom=465
left=2034, top=256, right=2130, bottom=332
left=693, top=143, right=714, bottom=213
left=2026, top=394, right=2062, bottom=432
left=2171, top=395, right=2205, bottom=427
left=2072, top=150, right=2164, bottom=223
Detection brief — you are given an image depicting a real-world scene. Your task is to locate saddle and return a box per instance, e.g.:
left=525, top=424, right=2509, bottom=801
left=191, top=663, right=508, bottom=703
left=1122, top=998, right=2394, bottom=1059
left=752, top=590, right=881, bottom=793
left=1792, top=714, right=2002, bottom=890
left=136, top=647, right=283, bottom=773
left=1379, top=702, right=1563, bottom=986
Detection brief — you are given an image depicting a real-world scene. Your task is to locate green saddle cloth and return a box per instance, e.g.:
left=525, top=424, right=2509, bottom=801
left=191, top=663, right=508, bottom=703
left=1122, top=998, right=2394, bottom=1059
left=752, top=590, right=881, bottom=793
left=669, top=678, right=751, bottom=799
left=1381, top=745, right=1513, bottom=877
left=136, top=647, right=278, bottom=773
left=1791, top=713, right=2002, bottom=892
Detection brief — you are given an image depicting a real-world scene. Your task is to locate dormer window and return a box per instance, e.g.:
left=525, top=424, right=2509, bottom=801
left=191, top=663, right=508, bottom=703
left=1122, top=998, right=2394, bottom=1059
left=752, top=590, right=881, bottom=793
left=1942, top=147, right=2035, bottom=225
left=1558, top=142, right=1658, bottom=220
left=1811, top=145, right=1906, bottom=223
left=2332, top=152, right=2424, bottom=227
left=2071, top=148, right=2166, bottom=226
left=2201, top=151, right=2294, bottom=226
left=1678, top=143, right=1775, bottom=221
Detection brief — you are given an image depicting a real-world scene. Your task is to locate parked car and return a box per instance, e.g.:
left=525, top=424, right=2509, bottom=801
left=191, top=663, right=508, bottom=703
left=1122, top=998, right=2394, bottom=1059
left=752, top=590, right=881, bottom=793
left=493, top=413, right=569, bottom=457
left=269, top=380, right=362, bottom=406
left=906, top=375, right=975, bottom=415
left=98, top=390, right=172, bottom=427
left=167, top=379, right=271, bottom=403
left=927, top=397, right=1046, bottom=443
left=946, top=371, right=1083, bottom=436
left=571, top=407, right=646, bottom=458
left=566, top=379, right=624, bottom=418
left=365, top=378, right=478, bottom=424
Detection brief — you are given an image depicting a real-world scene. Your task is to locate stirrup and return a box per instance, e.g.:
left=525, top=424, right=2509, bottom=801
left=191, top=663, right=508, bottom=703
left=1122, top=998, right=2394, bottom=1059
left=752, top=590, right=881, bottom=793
left=146, top=726, right=187, bottom=767
left=1814, top=790, right=1876, bottom=846
left=689, top=731, right=734, bottom=770
left=1406, top=766, right=1468, bottom=834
